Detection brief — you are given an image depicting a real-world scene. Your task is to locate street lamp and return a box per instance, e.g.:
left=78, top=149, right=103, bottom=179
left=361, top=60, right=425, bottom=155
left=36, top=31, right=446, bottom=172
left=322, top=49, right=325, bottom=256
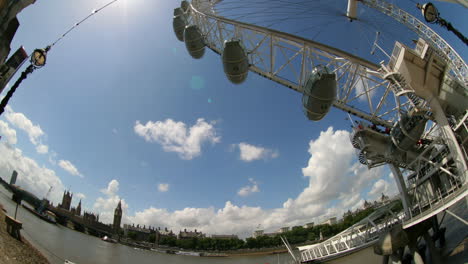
left=0, top=46, right=49, bottom=116
left=420, top=2, right=439, bottom=23
left=31, top=48, right=48, bottom=68
left=418, top=2, right=468, bottom=45
left=0, top=0, right=119, bottom=117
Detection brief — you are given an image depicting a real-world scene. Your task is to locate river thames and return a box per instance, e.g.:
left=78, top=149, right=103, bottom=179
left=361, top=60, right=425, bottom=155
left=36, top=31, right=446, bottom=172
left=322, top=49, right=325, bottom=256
left=0, top=185, right=383, bottom=264
left=1, top=185, right=464, bottom=264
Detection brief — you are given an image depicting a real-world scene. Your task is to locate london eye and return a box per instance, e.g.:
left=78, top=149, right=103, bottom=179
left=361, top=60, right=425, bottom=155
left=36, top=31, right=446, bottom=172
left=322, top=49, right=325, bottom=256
left=173, top=0, right=467, bottom=262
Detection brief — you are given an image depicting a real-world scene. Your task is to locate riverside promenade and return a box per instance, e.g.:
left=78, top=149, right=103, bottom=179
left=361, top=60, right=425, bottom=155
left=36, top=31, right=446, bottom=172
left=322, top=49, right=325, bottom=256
left=0, top=183, right=465, bottom=264
left=0, top=203, right=49, bottom=264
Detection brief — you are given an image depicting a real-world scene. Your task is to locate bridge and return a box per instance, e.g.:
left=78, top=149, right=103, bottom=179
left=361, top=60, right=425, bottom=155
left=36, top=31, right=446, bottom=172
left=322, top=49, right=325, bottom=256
left=3, top=182, right=114, bottom=237
left=48, top=206, right=113, bottom=238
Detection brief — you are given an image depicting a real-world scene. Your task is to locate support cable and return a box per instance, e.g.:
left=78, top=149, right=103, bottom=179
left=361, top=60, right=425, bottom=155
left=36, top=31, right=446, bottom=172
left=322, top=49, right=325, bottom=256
left=0, top=0, right=119, bottom=116
left=49, top=0, right=120, bottom=49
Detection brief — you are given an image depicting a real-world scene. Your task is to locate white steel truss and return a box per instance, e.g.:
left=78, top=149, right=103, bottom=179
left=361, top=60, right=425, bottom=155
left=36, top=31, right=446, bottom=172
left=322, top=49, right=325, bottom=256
left=299, top=201, right=405, bottom=263
left=361, top=0, right=467, bottom=86
left=186, top=0, right=468, bottom=231
left=190, top=0, right=399, bottom=128
left=400, top=122, right=467, bottom=229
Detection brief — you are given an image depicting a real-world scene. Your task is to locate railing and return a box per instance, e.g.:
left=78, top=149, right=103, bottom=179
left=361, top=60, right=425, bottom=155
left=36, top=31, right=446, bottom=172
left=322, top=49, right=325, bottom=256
left=299, top=202, right=404, bottom=263
left=381, top=54, right=468, bottom=229
left=401, top=123, right=467, bottom=228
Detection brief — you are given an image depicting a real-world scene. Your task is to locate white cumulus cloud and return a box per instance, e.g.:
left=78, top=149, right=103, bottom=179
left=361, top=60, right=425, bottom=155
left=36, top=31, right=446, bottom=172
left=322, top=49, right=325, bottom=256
left=128, top=202, right=267, bottom=238
left=369, top=179, right=398, bottom=199
left=4, top=106, right=48, bottom=154
left=0, top=120, right=17, bottom=145
left=48, top=151, right=58, bottom=165
left=101, top=179, right=119, bottom=196
left=36, top=144, right=49, bottom=154
left=3, top=108, right=76, bottom=166
left=93, top=179, right=129, bottom=224
left=134, top=118, right=220, bottom=160
left=158, top=183, right=169, bottom=192
left=0, top=143, right=65, bottom=204
left=238, top=178, right=260, bottom=197
left=4, top=125, right=399, bottom=238
left=58, top=159, right=83, bottom=178
left=237, top=142, right=279, bottom=162
left=0, top=126, right=395, bottom=239
left=75, top=192, right=86, bottom=200
left=125, top=127, right=394, bottom=238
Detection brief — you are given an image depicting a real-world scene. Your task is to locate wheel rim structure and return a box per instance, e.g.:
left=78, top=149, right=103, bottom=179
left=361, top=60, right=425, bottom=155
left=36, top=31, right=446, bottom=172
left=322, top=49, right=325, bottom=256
left=176, top=0, right=468, bottom=243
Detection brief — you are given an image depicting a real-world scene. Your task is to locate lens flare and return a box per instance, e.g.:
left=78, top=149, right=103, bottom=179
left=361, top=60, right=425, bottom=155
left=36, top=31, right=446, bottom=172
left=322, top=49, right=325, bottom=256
left=190, top=75, right=205, bottom=90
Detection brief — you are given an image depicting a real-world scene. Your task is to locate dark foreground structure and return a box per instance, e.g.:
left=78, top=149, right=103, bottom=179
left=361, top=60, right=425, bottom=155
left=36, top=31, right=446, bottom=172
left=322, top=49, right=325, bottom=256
left=0, top=203, right=49, bottom=264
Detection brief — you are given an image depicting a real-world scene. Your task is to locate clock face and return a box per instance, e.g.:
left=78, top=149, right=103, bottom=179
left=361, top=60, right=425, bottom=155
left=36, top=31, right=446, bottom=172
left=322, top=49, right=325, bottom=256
left=423, top=3, right=438, bottom=23
left=32, top=50, right=46, bottom=66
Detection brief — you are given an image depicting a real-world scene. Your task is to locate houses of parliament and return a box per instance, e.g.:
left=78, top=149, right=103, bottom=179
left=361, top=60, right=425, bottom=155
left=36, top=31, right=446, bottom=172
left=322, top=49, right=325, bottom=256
left=56, top=190, right=122, bottom=235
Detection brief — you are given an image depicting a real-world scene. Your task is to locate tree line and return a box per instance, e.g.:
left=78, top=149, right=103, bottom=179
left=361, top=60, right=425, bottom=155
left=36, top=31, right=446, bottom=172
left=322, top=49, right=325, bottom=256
left=156, top=236, right=245, bottom=251
left=246, top=207, right=376, bottom=249
left=128, top=207, right=378, bottom=251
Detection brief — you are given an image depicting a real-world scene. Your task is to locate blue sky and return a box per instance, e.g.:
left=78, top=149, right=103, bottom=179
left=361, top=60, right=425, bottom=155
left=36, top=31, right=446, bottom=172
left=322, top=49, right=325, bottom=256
left=0, top=0, right=466, bottom=237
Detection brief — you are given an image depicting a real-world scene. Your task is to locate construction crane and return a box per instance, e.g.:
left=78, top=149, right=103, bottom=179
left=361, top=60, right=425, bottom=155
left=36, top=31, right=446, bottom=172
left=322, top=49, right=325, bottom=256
left=37, top=186, right=53, bottom=213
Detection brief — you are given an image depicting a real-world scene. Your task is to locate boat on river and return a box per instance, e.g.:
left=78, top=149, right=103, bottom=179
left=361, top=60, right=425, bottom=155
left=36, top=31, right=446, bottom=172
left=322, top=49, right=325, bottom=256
left=101, top=236, right=117, bottom=243
left=176, top=250, right=202, bottom=256
left=22, top=204, right=57, bottom=224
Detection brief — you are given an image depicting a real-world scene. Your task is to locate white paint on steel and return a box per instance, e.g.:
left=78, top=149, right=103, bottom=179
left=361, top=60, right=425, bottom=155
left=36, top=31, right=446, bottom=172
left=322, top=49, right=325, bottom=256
left=361, top=0, right=467, bottom=86
left=189, top=0, right=397, bottom=127
left=347, top=0, right=358, bottom=20
left=186, top=0, right=468, bottom=234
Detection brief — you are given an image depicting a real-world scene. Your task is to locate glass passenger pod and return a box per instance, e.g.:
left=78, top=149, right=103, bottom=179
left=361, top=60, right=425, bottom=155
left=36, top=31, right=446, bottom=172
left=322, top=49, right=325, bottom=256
left=173, top=7, right=189, bottom=22
left=180, top=0, right=192, bottom=16
left=302, top=66, right=337, bottom=121
left=222, top=39, right=249, bottom=84
left=173, top=7, right=184, bottom=17
left=173, top=15, right=187, bottom=42
left=184, top=25, right=205, bottom=59
left=390, top=113, right=427, bottom=151
left=181, top=0, right=190, bottom=12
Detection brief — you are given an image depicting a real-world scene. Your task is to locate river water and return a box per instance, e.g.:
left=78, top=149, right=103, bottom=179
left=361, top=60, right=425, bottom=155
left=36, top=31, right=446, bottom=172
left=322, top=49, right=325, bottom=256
left=0, top=185, right=402, bottom=264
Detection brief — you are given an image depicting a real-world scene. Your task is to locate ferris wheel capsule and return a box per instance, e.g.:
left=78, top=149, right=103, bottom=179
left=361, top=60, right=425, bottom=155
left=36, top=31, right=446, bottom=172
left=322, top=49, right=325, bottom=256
left=184, top=25, right=205, bottom=59
left=302, top=66, right=337, bottom=121
left=180, top=0, right=468, bottom=241
left=181, top=1, right=190, bottom=12
left=222, top=40, right=249, bottom=84
left=390, top=114, right=427, bottom=151
left=173, top=15, right=187, bottom=42
left=174, top=7, right=184, bottom=17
